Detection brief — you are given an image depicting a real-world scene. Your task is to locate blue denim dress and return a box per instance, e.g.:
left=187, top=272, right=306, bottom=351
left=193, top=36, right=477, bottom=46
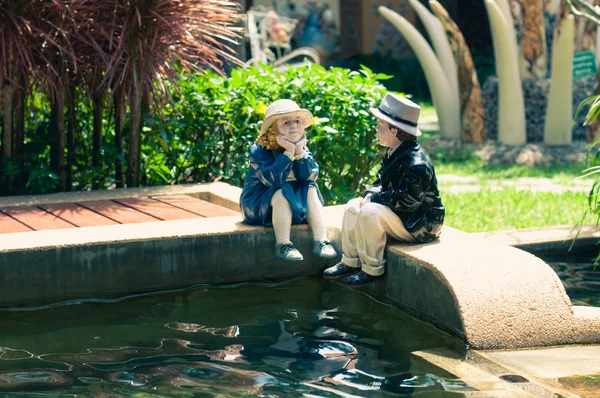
left=240, top=144, right=323, bottom=226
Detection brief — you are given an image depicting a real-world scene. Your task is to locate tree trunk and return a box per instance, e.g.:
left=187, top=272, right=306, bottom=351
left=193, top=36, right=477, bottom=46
left=575, top=0, right=600, bottom=51
left=513, top=0, right=548, bottom=79
left=127, top=83, right=142, bottom=187
left=430, top=0, right=487, bottom=142
left=2, top=81, right=17, bottom=195
left=13, top=80, right=25, bottom=194
left=114, top=89, right=125, bottom=188
left=92, top=91, right=105, bottom=189
left=66, top=83, right=76, bottom=191
left=50, top=82, right=66, bottom=192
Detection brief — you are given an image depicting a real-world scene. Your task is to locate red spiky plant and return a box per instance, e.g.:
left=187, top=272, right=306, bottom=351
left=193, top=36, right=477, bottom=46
left=1, top=0, right=243, bottom=192
left=102, top=0, right=244, bottom=186
left=41, top=1, right=82, bottom=192
left=0, top=0, right=68, bottom=193
left=70, top=0, right=122, bottom=188
left=1, top=0, right=81, bottom=193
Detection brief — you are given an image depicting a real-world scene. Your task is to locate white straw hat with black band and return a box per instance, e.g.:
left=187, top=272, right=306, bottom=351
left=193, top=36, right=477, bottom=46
left=369, top=93, right=422, bottom=137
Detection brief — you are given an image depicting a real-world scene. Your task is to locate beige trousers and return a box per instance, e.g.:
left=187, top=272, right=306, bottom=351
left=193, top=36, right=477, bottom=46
left=271, top=186, right=327, bottom=244
left=341, top=198, right=415, bottom=276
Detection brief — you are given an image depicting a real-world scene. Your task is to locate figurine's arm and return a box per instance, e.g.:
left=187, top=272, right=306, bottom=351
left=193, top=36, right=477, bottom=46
left=370, top=165, right=430, bottom=212
left=363, top=161, right=383, bottom=197
left=293, top=147, right=319, bottom=182
left=249, top=144, right=293, bottom=188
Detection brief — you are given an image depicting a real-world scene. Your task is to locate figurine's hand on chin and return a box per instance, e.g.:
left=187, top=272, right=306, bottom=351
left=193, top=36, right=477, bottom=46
left=276, top=134, right=296, bottom=154
left=294, top=135, right=307, bottom=154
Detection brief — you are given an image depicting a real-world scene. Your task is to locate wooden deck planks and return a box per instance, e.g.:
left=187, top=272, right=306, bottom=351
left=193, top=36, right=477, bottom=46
left=2, top=206, right=75, bottom=231
left=0, top=194, right=240, bottom=233
left=152, top=194, right=240, bottom=217
left=78, top=200, right=160, bottom=224
left=0, top=211, right=34, bottom=234
left=38, top=203, right=118, bottom=227
left=114, top=197, right=202, bottom=221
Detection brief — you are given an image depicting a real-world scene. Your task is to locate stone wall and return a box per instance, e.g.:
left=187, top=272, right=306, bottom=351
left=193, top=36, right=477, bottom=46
left=481, top=75, right=594, bottom=142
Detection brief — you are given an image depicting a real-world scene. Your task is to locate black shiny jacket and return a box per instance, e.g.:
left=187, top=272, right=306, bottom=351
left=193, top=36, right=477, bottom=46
left=364, top=140, right=445, bottom=243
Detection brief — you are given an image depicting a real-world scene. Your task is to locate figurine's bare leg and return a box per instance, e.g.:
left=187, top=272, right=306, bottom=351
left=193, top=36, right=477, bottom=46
left=306, top=186, right=327, bottom=241
left=355, top=202, right=415, bottom=276
left=271, top=189, right=293, bottom=244
left=340, top=198, right=363, bottom=269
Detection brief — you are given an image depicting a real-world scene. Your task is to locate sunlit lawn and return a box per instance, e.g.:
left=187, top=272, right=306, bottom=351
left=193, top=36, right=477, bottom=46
left=443, top=188, right=594, bottom=232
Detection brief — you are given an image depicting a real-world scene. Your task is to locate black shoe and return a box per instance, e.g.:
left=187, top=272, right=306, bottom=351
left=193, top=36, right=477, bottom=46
left=346, top=271, right=384, bottom=288
left=323, top=262, right=357, bottom=279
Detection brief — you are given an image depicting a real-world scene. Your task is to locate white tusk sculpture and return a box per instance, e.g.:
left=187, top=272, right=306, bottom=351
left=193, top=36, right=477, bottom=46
left=544, top=15, right=575, bottom=145
left=485, top=0, right=527, bottom=145
left=494, top=0, right=517, bottom=54
left=408, top=0, right=460, bottom=109
left=378, top=6, right=461, bottom=139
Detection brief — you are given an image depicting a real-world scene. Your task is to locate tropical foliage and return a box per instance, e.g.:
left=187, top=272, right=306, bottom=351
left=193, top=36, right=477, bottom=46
left=575, top=96, right=600, bottom=230
left=0, top=0, right=242, bottom=195
left=569, top=1, right=600, bottom=261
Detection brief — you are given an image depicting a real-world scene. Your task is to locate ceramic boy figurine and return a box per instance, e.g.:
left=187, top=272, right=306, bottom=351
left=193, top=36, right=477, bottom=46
left=323, top=93, right=445, bottom=287
left=240, top=99, right=337, bottom=262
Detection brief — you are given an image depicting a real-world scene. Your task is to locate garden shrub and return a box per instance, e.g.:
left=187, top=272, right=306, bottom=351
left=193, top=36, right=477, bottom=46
left=153, top=64, right=391, bottom=204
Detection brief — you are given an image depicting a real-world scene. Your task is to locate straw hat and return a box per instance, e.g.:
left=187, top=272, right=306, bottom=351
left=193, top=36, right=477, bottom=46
left=260, top=99, right=313, bottom=136
left=370, top=93, right=422, bottom=137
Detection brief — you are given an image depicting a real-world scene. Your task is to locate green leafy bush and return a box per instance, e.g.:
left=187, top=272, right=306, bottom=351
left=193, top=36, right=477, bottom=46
left=153, top=64, right=391, bottom=203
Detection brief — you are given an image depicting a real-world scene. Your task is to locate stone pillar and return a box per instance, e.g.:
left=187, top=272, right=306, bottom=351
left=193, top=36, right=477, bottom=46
left=544, top=14, right=575, bottom=145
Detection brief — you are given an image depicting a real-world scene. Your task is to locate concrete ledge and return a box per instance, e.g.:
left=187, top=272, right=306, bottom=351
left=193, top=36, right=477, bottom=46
left=0, top=183, right=599, bottom=350
left=372, top=228, right=600, bottom=349
left=412, top=346, right=600, bottom=397
left=0, top=216, right=338, bottom=307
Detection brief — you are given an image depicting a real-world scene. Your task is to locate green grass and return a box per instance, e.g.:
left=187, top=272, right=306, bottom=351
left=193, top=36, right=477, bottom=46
left=443, top=187, right=594, bottom=232
left=435, top=160, right=590, bottom=183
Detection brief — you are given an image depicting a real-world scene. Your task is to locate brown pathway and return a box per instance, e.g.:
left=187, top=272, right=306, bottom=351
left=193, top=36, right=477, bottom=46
left=0, top=194, right=239, bottom=235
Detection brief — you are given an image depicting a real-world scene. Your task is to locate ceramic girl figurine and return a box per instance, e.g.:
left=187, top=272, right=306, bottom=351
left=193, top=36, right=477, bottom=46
left=240, top=99, right=337, bottom=262
left=322, top=93, right=445, bottom=287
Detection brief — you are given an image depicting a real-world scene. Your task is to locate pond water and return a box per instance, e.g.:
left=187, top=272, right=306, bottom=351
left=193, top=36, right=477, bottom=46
left=538, top=248, right=600, bottom=307
left=0, top=277, right=471, bottom=397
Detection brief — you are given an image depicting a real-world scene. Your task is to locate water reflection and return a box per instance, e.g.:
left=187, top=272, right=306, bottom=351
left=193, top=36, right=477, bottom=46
left=0, top=278, right=469, bottom=396
left=0, top=370, right=71, bottom=391
left=540, top=250, right=600, bottom=307
left=165, top=322, right=240, bottom=337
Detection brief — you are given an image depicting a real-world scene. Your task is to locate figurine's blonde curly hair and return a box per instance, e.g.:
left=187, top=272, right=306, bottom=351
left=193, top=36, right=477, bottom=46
left=256, top=125, right=283, bottom=151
